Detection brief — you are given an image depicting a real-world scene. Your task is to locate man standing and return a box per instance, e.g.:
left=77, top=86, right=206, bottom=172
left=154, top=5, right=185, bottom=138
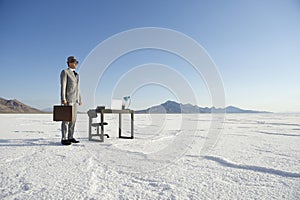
left=60, top=56, right=82, bottom=145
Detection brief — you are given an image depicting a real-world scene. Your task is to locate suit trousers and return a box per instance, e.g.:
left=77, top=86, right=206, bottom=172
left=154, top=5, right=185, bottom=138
left=61, top=103, right=77, bottom=140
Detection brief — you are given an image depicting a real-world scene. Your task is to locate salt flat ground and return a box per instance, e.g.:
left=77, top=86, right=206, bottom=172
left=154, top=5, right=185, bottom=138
left=0, top=113, right=299, bottom=199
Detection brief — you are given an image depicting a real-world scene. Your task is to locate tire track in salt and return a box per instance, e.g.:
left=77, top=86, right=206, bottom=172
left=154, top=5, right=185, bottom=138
left=204, top=155, right=300, bottom=178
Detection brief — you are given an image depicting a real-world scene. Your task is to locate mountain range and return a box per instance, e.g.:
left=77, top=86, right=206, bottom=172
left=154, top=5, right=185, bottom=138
left=0, top=98, right=270, bottom=114
left=0, top=97, right=43, bottom=113
left=135, top=100, right=270, bottom=114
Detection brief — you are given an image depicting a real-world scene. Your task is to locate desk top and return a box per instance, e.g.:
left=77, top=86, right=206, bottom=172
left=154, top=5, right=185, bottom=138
left=98, top=109, right=134, bottom=114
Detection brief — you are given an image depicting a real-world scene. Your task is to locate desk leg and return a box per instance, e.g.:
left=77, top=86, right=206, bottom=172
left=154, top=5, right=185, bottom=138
left=119, top=113, right=122, bottom=138
left=100, top=111, right=104, bottom=142
left=88, top=117, right=92, bottom=140
left=131, top=112, right=134, bottom=139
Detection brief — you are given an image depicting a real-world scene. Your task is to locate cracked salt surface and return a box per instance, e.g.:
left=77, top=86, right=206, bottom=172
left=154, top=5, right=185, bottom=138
left=0, top=113, right=299, bottom=199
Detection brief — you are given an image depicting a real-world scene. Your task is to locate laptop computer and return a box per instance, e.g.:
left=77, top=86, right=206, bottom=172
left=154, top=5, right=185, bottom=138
left=111, top=99, right=123, bottom=110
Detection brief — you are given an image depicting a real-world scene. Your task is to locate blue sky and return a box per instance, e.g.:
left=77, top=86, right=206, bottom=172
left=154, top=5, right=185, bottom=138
left=0, top=0, right=300, bottom=112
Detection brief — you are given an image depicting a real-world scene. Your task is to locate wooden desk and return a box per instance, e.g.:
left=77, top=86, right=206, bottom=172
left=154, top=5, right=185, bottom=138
left=88, top=109, right=134, bottom=142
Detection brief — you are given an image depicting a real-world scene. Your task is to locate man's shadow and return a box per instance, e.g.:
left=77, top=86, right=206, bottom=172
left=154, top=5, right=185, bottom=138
left=0, top=138, right=63, bottom=147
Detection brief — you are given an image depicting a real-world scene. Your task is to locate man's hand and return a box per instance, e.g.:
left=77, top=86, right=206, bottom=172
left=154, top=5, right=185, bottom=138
left=61, top=100, right=68, bottom=105
left=79, top=102, right=82, bottom=106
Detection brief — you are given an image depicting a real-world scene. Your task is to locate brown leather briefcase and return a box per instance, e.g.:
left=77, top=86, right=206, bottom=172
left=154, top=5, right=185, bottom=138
left=53, top=105, right=75, bottom=122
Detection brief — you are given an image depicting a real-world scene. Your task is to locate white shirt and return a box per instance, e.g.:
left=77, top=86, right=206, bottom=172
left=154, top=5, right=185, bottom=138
left=69, top=67, right=75, bottom=72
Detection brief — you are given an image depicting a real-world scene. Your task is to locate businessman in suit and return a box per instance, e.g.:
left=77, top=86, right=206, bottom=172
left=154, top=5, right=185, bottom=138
left=60, top=56, right=82, bottom=145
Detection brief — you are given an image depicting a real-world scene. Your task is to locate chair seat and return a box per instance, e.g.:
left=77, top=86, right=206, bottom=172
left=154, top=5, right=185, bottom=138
left=91, top=122, right=108, bottom=127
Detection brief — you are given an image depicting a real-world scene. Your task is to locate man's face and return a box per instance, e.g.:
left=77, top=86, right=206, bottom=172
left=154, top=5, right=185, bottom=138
left=68, top=61, right=78, bottom=69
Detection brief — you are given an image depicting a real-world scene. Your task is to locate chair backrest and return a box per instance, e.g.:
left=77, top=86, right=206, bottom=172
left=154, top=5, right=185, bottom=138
left=87, top=110, right=97, bottom=118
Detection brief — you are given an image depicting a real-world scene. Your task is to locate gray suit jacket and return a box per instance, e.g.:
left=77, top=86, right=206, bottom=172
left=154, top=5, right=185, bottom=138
left=60, top=68, right=81, bottom=104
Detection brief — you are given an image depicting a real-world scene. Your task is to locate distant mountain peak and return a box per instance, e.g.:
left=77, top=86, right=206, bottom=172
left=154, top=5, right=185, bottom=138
left=135, top=100, right=270, bottom=114
left=0, top=97, right=43, bottom=113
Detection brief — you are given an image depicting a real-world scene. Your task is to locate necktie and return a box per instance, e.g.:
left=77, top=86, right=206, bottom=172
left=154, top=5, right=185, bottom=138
left=73, top=71, right=77, bottom=77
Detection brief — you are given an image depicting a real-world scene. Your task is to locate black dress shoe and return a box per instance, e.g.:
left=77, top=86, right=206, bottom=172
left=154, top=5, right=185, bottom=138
left=61, top=139, right=71, bottom=145
left=69, top=138, right=80, bottom=143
